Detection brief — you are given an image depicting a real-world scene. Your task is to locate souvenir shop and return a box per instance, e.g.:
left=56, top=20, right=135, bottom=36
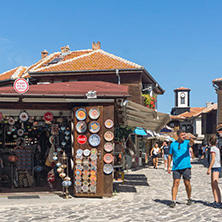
left=0, top=81, right=129, bottom=197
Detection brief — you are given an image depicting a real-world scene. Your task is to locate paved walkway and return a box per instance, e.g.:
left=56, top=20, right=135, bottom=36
left=0, top=158, right=221, bottom=222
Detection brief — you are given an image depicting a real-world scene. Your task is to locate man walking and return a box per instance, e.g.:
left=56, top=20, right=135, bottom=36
left=167, top=129, right=192, bottom=208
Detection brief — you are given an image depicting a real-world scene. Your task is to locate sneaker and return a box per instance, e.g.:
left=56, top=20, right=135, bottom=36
left=187, top=199, right=192, bottom=206
left=212, top=201, right=222, bottom=208
left=164, top=167, right=167, bottom=171
left=169, top=201, right=176, bottom=208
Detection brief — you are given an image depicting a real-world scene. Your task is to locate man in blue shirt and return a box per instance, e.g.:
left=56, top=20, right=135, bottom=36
left=167, top=129, right=192, bottom=208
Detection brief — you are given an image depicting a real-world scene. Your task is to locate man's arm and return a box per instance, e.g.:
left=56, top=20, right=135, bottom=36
left=167, top=154, right=172, bottom=174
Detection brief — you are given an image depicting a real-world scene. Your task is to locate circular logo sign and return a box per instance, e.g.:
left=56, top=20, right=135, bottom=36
left=77, top=135, right=87, bottom=145
left=13, top=78, right=29, bottom=94
left=44, top=112, right=53, bottom=121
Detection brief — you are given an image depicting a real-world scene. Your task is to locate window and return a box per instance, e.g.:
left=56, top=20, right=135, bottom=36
left=181, top=97, right=185, bottom=104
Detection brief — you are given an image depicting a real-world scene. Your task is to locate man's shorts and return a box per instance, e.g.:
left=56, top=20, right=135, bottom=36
left=164, top=154, right=169, bottom=160
left=173, top=168, right=191, bottom=180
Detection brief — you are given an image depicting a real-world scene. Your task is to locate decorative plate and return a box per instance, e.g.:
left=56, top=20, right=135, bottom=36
left=89, top=134, right=101, bottom=147
left=83, top=181, right=89, bottom=186
left=19, top=112, right=29, bottom=122
left=77, top=135, right=87, bottom=145
left=76, top=149, right=83, bottom=155
left=83, top=149, right=91, bottom=157
left=75, top=186, right=82, bottom=193
left=90, top=170, right=96, bottom=176
left=75, top=154, right=83, bottom=160
left=83, top=175, right=89, bottom=181
left=83, top=170, right=90, bottom=176
left=83, top=159, right=89, bottom=165
left=104, top=131, right=114, bottom=142
left=104, top=142, right=114, bottom=152
left=8, top=117, right=15, bottom=125
left=82, top=185, right=89, bottom=192
left=76, top=164, right=83, bottom=171
left=104, top=119, right=114, bottom=129
left=91, top=161, right=97, bottom=166
left=103, top=164, right=113, bottom=174
left=90, top=180, right=97, bottom=186
left=89, top=107, right=100, bottom=120
left=75, top=108, right=87, bottom=121
left=90, top=185, right=97, bottom=193
left=75, top=159, right=82, bottom=164
left=90, top=175, right=97, bottom=181
left=103, top=153, right=114, bottom=164
left=90, top=165, right=97, bottom=171
left=89, top=121, right=100, bottom=133
left=75, top=169, right=82, bottom=176
left=75, top=175, right=81, bottom=181
left=76, top=121, right=87, bottom=134
left=91, top=148, right=97, bottom=155
left=75, top=180, right=81, bottom=186
left=83, top=165, right=89, bottom=171
left=90, top=153, right=97, bottom=159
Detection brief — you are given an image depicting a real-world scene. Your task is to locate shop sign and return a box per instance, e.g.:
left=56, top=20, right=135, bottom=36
left=13, top=78, right=29, bottom=94
left=44, top=112, right=53, bottom=121
left=0, top=112, right=3, bottom=120
left=77, top=135, right=87, bottom=144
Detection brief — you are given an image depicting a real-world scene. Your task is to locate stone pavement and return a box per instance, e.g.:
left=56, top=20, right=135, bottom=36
left=0, top=158, right=222, bottom=222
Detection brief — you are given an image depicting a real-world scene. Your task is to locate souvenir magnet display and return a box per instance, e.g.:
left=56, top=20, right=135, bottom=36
left=75, top=108, right=87, bottom=121
left=103, top=153, right=114, bottom=164
left=89, top=121, right=100, bottom=133
left=104, top=142, right=114, bottom=152
left=104, top=131, right=114, bottom=141
left=104, top=119, right=114, bottom=129
left=89, top=134, right=101, bottom=147
left=88, top=107, right=100, bottom=120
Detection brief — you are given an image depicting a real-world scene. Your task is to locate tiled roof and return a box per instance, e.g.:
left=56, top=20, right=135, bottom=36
left=212, top=78, right=222, bottom=82
left=31, top=49, right=142, bottom=73
left=179, top=107, right=205, bottom=118
left=0, top=81, right=129, bottom=97
left=0, top=66, right=27, bottom=81
left=174, top=87, right=191, bottom=91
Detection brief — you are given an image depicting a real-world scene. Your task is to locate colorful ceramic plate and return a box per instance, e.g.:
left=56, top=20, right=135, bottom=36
left=75, top=108, right=87, bottom=121
left=104, top=119, right=114, bottom=129
left=104, top=142, right=114, bottom=152
left=75, top=159, right=82, bottom=164
left=76, top=154, right=83, bottom=160
left=76, top=164, right=83, bottom=171
left=75, top=180, right=81, bottom=186
left=76, top=149, right=83, bottom=155
left=82, top=185, right=89, bottom=192
left=104, top=131, right=114, bottom=142
left=90, top=175, right=97, bottom=181
left=83, top=149, right=91, bottom=157
left=103, top=164, right=113, bottom=174
left=103, top=153, right=114, bottom=164
left=83, top=159, right=89, bottom=165
left=91, top=161, right=97, bottom=166
left=90, top=170, right=96, bottom=176
left=83, top=170, right=90, bottom=176
left=89, top=121, right=100, bottom=133
left=76, top=121, right=87, bottom=133
left=91, top=148, right=97, bottom=155
left=83, top=175, right=89, bottom=180
left=19, top=112, right=29, bottom=122
left=75, top=169, right=82, bottom=176
left=90, top=185, right=97, bottom=193
left=83, top=181, right=89, bottom=186
left=88, top=107, right=100, bottom=120
left=90, top=180, right=97, bottom=186
left=83, top=165, right=89, bottom=171
left=89, top=134, right=101, bottom=147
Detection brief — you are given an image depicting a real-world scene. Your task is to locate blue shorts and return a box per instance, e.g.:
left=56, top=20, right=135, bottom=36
left=164, top=154, right=169, bottom=160
left=211, top=167, right=221, bottom=173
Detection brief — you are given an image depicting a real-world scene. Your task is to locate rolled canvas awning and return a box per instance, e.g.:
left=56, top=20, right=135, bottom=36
left=123, top=100, right=170, bottom=133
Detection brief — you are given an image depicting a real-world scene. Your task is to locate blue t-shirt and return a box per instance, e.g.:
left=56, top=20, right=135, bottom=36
left=169, top=140, right=191, bottom=170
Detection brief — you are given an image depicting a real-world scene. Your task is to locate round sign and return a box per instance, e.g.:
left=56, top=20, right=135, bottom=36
left=13, top=78, right=29, bottom=94
left=44, top=112, right=53, bottom=121
left=77, top=135, right=87, bottom=145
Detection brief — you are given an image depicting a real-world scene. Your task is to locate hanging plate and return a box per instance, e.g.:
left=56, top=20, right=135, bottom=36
left=104, top=142, right=114, bottom=152
left=83, top=149, right=91, bottom=157
left=19, top=112, right=29, bottom=122
left=104, top=131, right=114, bottom=142
left=75, top=108, right=87, bottom=121
left=88, top=107, right=100, bottom=120
left=83, top=164, right=89, bottom=171
left=90, top=165, right=97, bottom=171
left=75, top=154, right=83, bottom=160
left=89, top=121, right=100, bottom=133
left=82, top=175, right=89, bottom=181
left=89, top=134, right=101, bottom=147
left=104, top=119, right=114, bottom=129
left=75, top=169, right=82, bottom=176
left=83, top=170, right=90, bottom=176
left=83, top=159, right=89, bottom=165
left=76, top=149, right=83, bottom=155
left=103, top=164, right=113, bottom=174
left=83, top=181, right=89, bottom=186
left=76, top=121, right=87, bottom=134
left=90, top=180, right=97, bottom=186
left=103, top=153, right=114, bottom=164
left=77, top=135, right=87, bottom=145
left=75, top=180, right=81, bottom=186
left=90, top=175, right=97, bottom=181
left=76, top=164, right=83, bottom=171
left=90, top=170, right=96, bottom=176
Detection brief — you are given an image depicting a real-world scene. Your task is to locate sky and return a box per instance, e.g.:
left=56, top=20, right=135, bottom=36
left=0, top=0, right=221, bottom=113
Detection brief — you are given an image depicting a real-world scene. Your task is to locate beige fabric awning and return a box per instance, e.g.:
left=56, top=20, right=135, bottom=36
left=123, top=100, right=170, bottom=133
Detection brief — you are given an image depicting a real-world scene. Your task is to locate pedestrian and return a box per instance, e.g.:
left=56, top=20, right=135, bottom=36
left=198, top=146, right=203, bottom=162
left=167, top=129, right=192, bottom=208
left=150, top=143, right=160, bottom=169
left=207, top=135, right=221, bottom=208
left=161, top=141, right=169, bottom=171
left=202, top=145, right=207, bottom=159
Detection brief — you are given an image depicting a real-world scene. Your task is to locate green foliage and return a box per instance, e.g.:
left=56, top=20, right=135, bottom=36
left=115, top=125, right=136, bottom=141
left=142, top=94, right=157, bottom=109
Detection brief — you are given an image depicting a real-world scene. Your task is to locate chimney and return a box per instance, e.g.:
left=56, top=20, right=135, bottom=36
left=41, top=50, right=48, bottom=59
left=206, top=102, right=214, bottom=108
left=61, top=45, right=70, bottom=54
left=92, top=41, right=101, bottom=50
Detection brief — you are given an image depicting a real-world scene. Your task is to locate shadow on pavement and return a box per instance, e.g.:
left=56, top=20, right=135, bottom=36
left=154, top=199, right=182, bottom=206
left=113, top=174, right=149, bottom=193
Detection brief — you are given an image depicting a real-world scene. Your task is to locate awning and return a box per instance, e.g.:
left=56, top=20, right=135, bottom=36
left=133, top=127, right=147, bottom=136
left=123, top=100, right=170, bottom=133
left=160, top=125, right=174, bottom=133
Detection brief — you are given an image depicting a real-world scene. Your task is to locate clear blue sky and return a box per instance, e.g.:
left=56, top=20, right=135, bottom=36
left=0, top=0, right=221, bottom=113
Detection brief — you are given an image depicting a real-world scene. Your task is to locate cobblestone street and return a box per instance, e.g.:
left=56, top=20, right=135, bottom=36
left=0, top=158, right=222, bottom=222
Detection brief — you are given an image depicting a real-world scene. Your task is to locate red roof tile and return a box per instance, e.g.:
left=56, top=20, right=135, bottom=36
left=0, top=66, right=27, bottom=81
left=0, top=81, right=129, bottom=97
left=174, top=87, right=191, bottom=91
